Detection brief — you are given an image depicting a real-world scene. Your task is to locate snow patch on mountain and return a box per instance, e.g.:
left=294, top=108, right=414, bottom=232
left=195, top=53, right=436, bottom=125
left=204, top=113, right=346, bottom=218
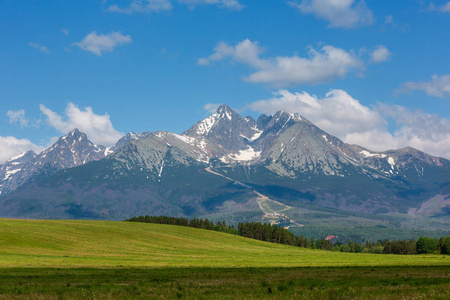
left=155, top=132, right=166, bottom=139
left=221, top=146, right=261, bottom=163
left=248, top=129, right=263, bottom=142
left=158, top=160, right=164, bottom=177
left=104, top=147, right=114, bottom=156
left=288, top=112, right=302, bottom=121
left=360, top=150, right=387, bottom=158
left=8, top=152, right=27, bottom=161
left=225, top=110, right=232, bottom=121
left=4, top=168, right=20, bottom=180
left=172, top=133, right=197, bottom=145
left=387, top=157, right=395, bottom=169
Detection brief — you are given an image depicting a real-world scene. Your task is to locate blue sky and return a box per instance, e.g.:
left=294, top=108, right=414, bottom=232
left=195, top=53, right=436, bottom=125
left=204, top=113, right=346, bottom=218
left=1, top=0, right=450, bottom=163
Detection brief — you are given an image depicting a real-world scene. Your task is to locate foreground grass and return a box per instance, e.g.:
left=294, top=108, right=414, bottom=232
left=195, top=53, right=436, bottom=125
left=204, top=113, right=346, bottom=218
left=1, top=219, right=449, bottom=268
left=0, top=219, right=449, bottom=298
left=0, top=266, right=449, bottom=299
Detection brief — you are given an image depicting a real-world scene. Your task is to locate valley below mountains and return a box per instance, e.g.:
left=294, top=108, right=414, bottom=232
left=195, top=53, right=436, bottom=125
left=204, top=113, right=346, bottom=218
left=1, top=105, right=449, bottom=241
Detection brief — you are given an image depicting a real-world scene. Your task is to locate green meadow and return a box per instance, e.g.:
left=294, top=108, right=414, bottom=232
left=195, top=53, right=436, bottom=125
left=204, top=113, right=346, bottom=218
left=0, top=219, right=449, bottom=299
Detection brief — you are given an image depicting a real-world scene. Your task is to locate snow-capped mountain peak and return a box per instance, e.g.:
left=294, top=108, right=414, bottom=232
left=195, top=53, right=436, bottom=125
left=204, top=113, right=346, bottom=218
left=183, top=104, right=260, bottom=154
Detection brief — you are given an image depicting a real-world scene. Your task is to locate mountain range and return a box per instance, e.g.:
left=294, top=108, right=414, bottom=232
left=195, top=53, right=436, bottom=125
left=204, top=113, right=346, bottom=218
left=1, top=105, right=449, bottom=240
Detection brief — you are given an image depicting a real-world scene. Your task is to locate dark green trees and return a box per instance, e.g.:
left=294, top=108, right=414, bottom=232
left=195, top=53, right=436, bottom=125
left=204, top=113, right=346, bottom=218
left=382, top=240, right=416, bottom=255
left=416, top=236, right=438, bottom=254
left=439, top=236, right=450, bottom=254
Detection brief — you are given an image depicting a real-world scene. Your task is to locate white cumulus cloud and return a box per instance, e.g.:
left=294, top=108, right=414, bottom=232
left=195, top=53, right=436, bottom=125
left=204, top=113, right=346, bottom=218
left=248, top=89, right=450, bottom=159
left=39, top=103, right=123, bottom=146
left=72, top=31, right=132, bottom=56
left=7, top=109, right=29, bottom=128
left=399, top=74, right=450, bottom=98
left=249, top=89, right=382, bottom=138
left=198, top=39, right=363, bottom=87
left=289, top=0, right=374, bottom=29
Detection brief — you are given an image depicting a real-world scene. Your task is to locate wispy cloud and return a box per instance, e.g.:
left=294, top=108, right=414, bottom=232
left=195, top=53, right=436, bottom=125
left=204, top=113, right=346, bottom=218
left=106, top=0, right=244, bottom=13
left=107, top=0, right=173, bottom=13
left=384, top=15, right=393, bottom=24
left=71, top=31, right=132, bottom=56
left=29, top=42, right=49, bottom=53
left=398, top=74, right=450, bottom=98
left=40, top=103, right=123, bottom=146
left=7, top=109, right=29, bottom=128
left=248, top=89, right=450, bottom=159
left=427, top=2, right=450, bottom=13
left=198, top=39, right=389, bottom=87
left=370, top=45, right=391, bottom=63
left=160, top=47, right=179, bottom=59
left=288, top=0, right=374, bottom=29
left=61, top=28, right=69, bottom=36
left=179, top=0, right=244, bottom=11
left=203, top=103, right=222, bottom=113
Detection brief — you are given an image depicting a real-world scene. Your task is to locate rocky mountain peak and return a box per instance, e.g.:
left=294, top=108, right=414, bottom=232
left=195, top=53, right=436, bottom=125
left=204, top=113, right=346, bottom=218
left=274, top=110, right=303, bottom=122
left=184, top=104, right=239, bottom=137
left=61, top=128, right=88, bottom=142
left=183, top=104, right=261, bottom=153
left=256, top=114, right=271, bottom=130
left=216, top=103, right=233, bottom=115
left=42, top=129, right=105, bottom=166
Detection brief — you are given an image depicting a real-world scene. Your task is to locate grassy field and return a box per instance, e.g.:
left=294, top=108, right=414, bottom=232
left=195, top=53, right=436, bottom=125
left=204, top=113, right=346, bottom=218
left=0, top=218, right=449, bottom=299
left=1, top=266, right=449, bottom=299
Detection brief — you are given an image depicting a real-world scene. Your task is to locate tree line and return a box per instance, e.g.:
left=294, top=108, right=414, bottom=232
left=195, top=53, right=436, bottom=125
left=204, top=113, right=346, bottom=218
left=125, top=215, right=238, bottom=234
left=125, top=215, right=450, bottom=255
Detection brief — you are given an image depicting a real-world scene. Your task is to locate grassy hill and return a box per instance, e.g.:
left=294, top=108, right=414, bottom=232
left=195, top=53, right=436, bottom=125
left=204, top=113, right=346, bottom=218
left=1, top=218, right=449, bottom=268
